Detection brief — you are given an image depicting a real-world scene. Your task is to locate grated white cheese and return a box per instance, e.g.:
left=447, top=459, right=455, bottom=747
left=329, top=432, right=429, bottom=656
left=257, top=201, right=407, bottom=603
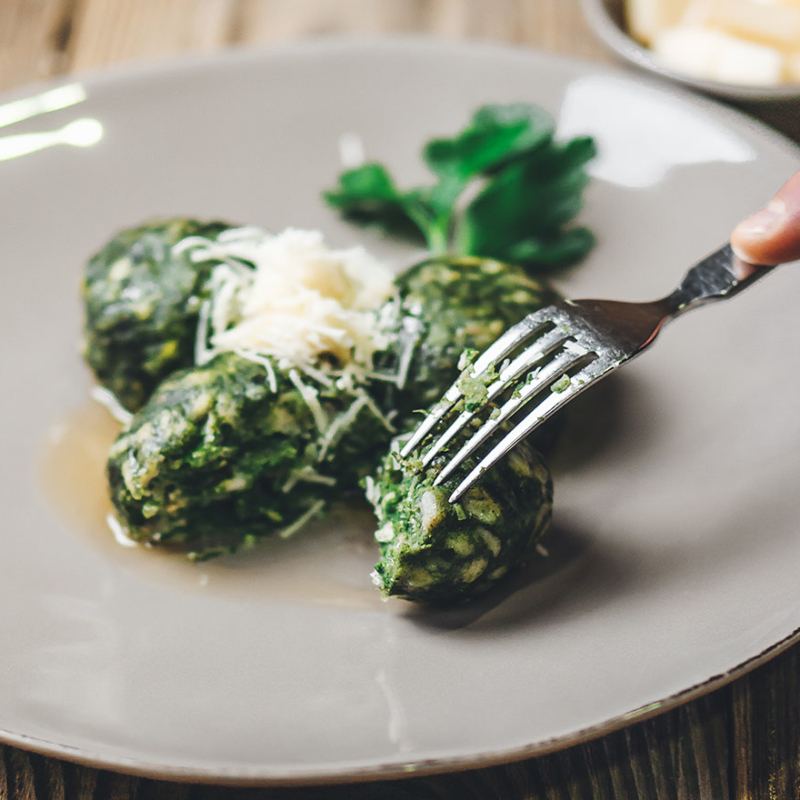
left=394, top=316, right=423, bottom=390
left=91, top=385, right=133, bottom=425
left=364, top=475, right=378, bottom=504
left=279, top=499, right=326, bottom=539
left=317, top=389, right=396, bottom=462
left=194, top=298, right=213, bottom=366
left=317, top=394, right=371, bottom=462
left=233, top=348, right=278, bottom=392
left=171, top=226, right=411, bottom=519
left=281, top=465, right=338, bottom=494
left=357, top=391, right=396, bottom=434
left=288, top=368, right=329, bottom=433
left=106, top=513, right=138, bottom=547
left=181, top=227, right=395, bottom=383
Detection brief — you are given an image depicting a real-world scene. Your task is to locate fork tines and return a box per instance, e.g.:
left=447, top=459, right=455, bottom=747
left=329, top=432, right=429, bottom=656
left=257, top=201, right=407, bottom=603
left=400, top=306, right=606, bottom=503
left=399, top=242, right=776, bottom=503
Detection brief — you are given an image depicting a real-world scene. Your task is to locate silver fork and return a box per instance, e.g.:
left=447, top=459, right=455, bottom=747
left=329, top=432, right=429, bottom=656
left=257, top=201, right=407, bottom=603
left=401, top=244, right=776, bottom=503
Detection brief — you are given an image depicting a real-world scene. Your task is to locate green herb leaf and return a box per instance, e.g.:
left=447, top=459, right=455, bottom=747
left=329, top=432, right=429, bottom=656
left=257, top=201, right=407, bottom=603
left=323, top=104, right=596, bottom=272
left=506, top=227, right=596, bottom=271
left=423, top=104, right=554, bottom=180
left=323, top=163, right=434, bottom=245
left=458, top=136, right=597, bottom=267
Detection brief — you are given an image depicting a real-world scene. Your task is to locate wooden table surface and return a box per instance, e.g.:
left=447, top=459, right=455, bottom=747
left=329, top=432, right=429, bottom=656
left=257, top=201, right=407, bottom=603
left=2, top=1, right=800, bottom=798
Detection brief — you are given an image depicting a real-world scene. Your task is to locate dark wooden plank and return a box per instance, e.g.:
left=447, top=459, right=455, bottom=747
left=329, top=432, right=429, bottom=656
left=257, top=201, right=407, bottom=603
left=5, top=751, right=37, bottom=800
left=730, top=646, right=800, bottom=800
left=93, top=772, right=138, bottom=800
left=63, top=762, right=98, bottom=800
left=28, top=756, right=64, bottom=800
left=0, top=746, right=8, bottom=800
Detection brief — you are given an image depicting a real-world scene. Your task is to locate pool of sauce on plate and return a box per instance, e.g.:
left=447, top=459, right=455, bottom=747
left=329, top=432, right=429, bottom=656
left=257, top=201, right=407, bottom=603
left=39, top=400, right=390, bottom=612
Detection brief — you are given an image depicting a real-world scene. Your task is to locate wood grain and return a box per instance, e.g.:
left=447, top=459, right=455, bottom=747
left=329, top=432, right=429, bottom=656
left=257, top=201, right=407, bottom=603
left=0, top=0, right=613, bottom=92
left=0, top=1, right=799, bottom=798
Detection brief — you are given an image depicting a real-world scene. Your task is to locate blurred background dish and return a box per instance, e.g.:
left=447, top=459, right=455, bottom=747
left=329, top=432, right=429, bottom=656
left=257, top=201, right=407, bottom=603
left=580, top=0, right=800, bottom=100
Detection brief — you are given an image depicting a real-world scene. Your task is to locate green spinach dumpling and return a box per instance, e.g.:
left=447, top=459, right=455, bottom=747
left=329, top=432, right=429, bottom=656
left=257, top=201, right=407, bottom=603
left=82, top=218, right=232, bottom=411
left=379, top=256, right=554, bottom=421
left=368, top=434, right=553, bottom=603
left=108, top=352, right=394, bottom=559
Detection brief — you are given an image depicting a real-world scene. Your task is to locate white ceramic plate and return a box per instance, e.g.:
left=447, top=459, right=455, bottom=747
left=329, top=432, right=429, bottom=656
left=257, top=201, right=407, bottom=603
left=1, top=39, right=800, bottom=786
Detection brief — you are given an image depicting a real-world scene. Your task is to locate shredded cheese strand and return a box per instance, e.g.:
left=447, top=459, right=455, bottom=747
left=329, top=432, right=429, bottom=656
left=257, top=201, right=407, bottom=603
left=180, top=228, right=395, bottom=387
left=358, top=391, right=397, bottom=435
left=106, top=513, right=138, bottom=547
left=233, top=349, right=278, bottom=393
left=195, top=299, right=213, bottom=365
left=288, top=369, right=329, bottom=433
left=90, top=385, right=134, bottom=425
left=281, top=465, right=338, bottom=494
left=279, top=499, right=326, bottom=539
left=395, top=316, right=424, bottom=390
left=317, top=394, right=370, bottom=463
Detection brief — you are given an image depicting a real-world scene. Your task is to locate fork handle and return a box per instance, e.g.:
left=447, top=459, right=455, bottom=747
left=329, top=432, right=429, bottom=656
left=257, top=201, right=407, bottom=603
left=663, top=244, right=776, bottom=317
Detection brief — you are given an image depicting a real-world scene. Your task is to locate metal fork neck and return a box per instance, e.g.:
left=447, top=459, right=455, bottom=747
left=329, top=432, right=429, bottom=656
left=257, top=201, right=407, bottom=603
left=660, top=244, right=773, bottom=319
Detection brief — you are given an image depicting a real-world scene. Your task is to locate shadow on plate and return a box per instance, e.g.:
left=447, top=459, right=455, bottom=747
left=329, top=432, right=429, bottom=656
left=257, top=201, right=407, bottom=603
left=548, top=371, right=653, bottom=473
left=403, top=516, right=642, bottom=634
left=44, top=373, right=657, bottom=616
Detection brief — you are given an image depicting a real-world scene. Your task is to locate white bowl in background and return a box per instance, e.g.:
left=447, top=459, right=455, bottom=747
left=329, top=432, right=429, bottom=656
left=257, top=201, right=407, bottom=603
left=579, top=0, right=800, bottom=102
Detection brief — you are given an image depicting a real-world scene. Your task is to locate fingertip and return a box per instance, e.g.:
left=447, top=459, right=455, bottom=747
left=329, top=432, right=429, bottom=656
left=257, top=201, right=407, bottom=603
left=729, top=245, right=759, bottom=279
left=732, top=172, right=800, bottom=266
left=730, top=236, right=772, bottom=267
left=731, top=199, right=791, bottom=266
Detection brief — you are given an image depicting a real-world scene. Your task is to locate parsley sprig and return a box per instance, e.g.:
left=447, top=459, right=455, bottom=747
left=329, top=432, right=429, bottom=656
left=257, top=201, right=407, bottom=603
left=324, top=104, right=597, bottom=272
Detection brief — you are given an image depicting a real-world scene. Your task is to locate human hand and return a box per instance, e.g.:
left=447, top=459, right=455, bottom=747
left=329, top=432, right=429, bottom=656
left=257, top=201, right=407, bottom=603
left=731, top=171, right=800, bottom=265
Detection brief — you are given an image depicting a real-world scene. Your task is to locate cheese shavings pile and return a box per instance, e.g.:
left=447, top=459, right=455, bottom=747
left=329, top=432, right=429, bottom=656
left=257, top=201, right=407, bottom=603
left=175, top=227, right=396, bottom=390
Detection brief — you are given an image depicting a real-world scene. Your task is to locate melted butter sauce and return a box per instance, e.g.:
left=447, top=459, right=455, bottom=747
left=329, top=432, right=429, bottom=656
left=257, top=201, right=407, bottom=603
left=39, top=399, right=392, bottom=612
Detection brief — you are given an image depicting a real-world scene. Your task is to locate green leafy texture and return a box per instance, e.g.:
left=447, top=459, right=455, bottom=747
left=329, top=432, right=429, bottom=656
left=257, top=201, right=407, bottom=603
left=458, top=136, right=597, bottom=269
left=81, top=218, right=232, bottom=411
left=322, top=164, right=434, bottom=246
left=423, top=104, right=554, bottom=179
left=369, top=435, right=553, bottom=603
left=324, top=104, right=596, bottom=272
left=375, top=255, right=556, bottom=420
left=104, top=255, right=558, bottom=562
left=107, top=352, right=394, bottom=558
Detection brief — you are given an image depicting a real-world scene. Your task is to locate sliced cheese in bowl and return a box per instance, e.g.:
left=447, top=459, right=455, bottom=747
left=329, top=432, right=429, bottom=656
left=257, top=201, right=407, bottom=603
left=625, top=0, right=800, bottom=85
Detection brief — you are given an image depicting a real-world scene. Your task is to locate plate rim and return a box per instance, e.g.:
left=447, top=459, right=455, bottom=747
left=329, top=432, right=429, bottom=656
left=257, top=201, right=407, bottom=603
left=2, top=35, right=800, bottom=786
left=5, top=33, right=800, bottom=155
left=0, top=624, right=799, bottom=786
